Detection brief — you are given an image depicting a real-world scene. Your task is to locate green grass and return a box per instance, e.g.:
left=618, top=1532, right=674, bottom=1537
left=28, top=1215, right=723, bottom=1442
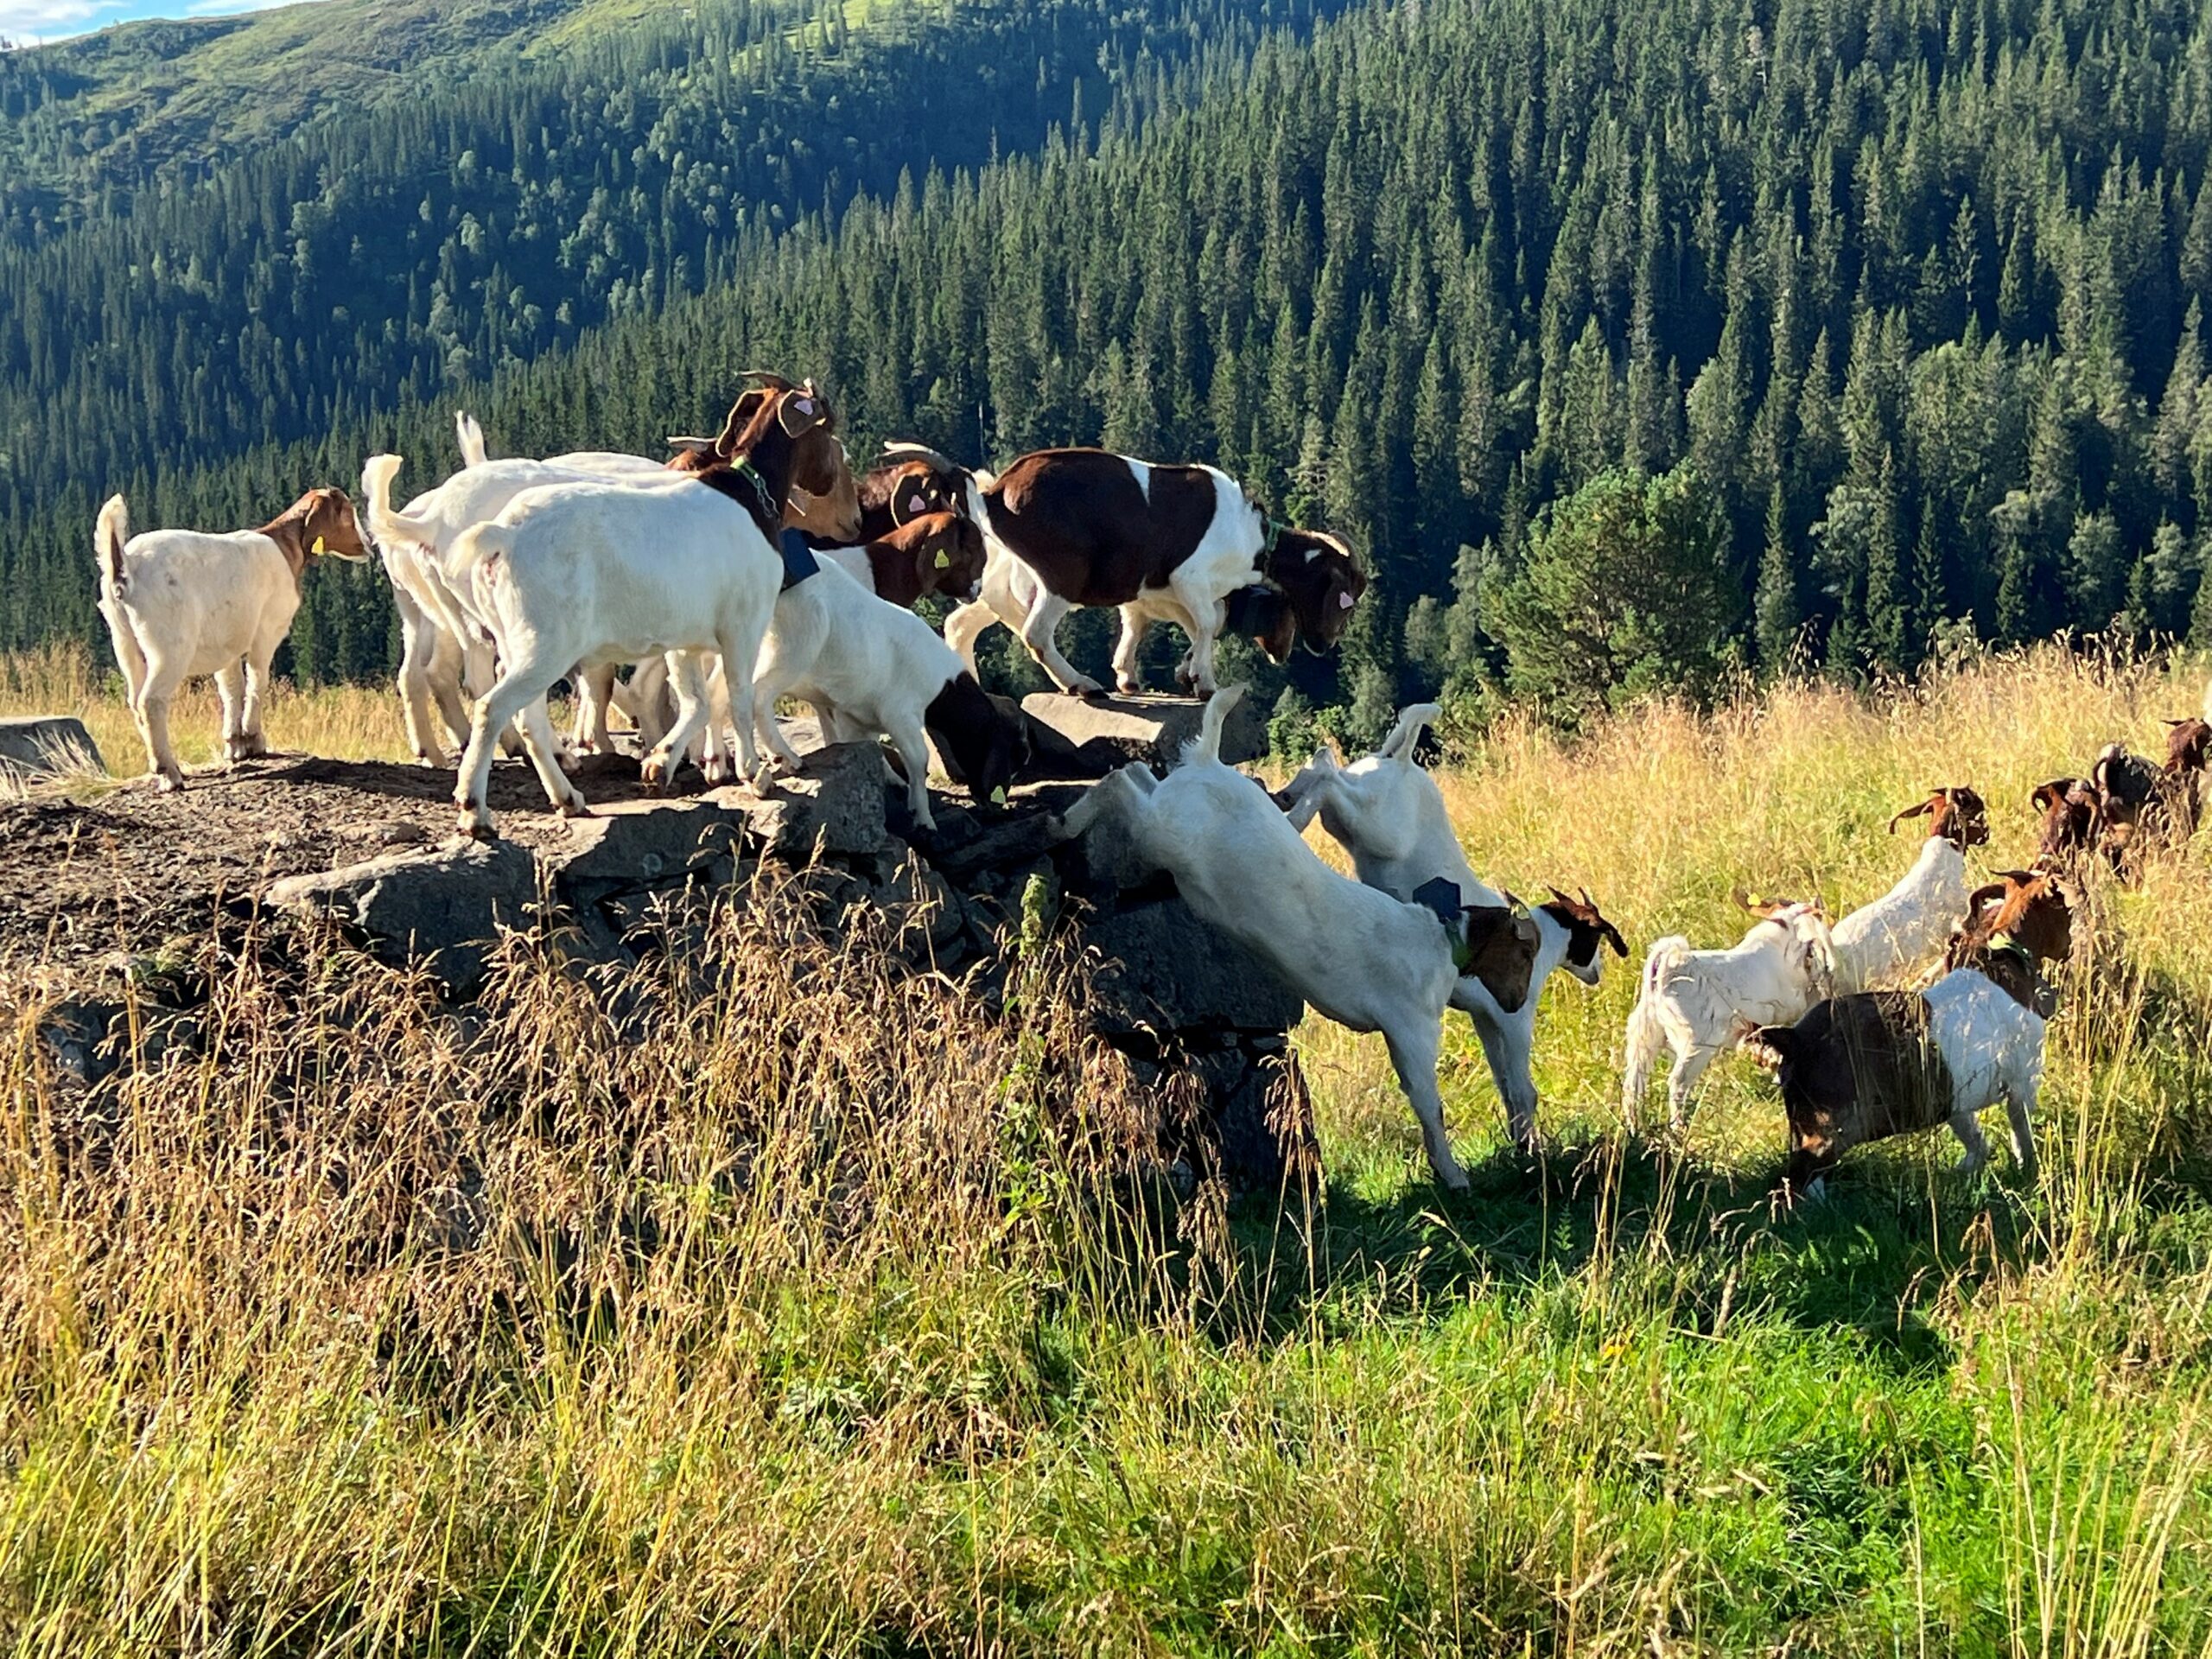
left=3, top=644, right=2212, bottom=1653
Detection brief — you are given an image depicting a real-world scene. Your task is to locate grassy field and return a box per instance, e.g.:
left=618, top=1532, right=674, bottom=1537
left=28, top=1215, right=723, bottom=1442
left=5, top=644, right=2212, bottom=1654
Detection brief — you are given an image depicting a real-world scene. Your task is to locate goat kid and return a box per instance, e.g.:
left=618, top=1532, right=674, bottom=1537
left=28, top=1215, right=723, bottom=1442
left=1621, top=893, right=1837, bottom=1131
left=1755, top=868, right=2076, bottom=1197
left=95, top=489, right=370, bottom=790
left=1052, top=686, right=1541, bottom=1189
left=1276, top=702, right=1626, bottom=1146
left=1828, top=786, right=1989, bottom=993
left=444, top=383, right=861, bottom=836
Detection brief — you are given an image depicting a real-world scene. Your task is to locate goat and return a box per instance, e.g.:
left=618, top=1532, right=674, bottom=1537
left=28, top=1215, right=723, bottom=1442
left=1052, top=686, right=1541, bottom=1189
left=915, top=445, right=1363, bottom=697
left=2032, top=777, right=2103, bottom=869
left=1828, top=786, right=1989, bottom=993
left=95, top=489, right=370, bottom=791
left=818, top=512, right=988, bottom=609
left=1276, top=702, right=1626, bottom=1146
left=1621, top=893, right=1837, bottom=1131
left=710, top=559, right=1021, bottom=832
left=443, top=382, right=861, bottom=837
left=1755, top=869, right=2076, bottom=1197
left=2089, top=724, right=2211, bottom=874
left=803, top=448, right=970, bottom=550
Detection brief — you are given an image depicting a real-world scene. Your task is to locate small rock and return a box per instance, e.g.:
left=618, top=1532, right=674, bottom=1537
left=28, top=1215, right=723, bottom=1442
left=265, top=837, right=538, bottom=993
left=715, top=741, right=889, bottom=861
left=0, top=715, right=105, bottom=781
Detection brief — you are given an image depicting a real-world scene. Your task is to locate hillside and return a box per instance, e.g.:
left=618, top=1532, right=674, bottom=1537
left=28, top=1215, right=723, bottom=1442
left=4, top=0, right=2212, bottom=742
left=3, top=642, right=2209, bottom=1650
left=0, top=0, right=803, bottom=202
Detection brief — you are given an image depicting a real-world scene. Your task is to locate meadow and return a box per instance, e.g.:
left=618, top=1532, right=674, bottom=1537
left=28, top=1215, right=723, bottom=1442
left=4, top=643, right=2212, bottom=1655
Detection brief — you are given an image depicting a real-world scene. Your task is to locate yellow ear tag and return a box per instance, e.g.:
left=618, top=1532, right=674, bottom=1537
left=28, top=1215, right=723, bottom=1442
left=934, top=550, right=951, bottom=570
left=311, top=536, right=327, bottom=556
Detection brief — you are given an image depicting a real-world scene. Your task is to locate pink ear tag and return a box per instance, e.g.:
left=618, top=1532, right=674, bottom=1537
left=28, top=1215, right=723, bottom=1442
left=793, top=396, right=813, bottom=415
left=1338, top=590, right=1355, bottom=609
left=907, top=493, right=925, bottom=515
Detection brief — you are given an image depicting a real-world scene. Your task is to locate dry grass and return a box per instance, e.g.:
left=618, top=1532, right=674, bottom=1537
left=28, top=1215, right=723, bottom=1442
left=0, top=642, right=2209, bottom=1654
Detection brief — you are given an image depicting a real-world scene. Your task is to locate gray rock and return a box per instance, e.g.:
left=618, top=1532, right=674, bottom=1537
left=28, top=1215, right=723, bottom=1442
left=1079, top=897, right=1303, bottom=1036
left=714, top=741, right=888, bottom=861
left=1020, top=691, right=1265, bottom=771
left=1055, top=810, right=1166, bottom=899
left=0, top=716, right=105, bottom=781
left=265, top=837, right=538, bottom=992
left=543, top=797, right=745, bottom=904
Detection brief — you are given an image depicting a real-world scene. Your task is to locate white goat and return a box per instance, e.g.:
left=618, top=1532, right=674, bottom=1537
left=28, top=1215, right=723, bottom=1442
left=1828, top=787, right=1989, bottom=994
left=1053, top=687, right=1542, bottom=1189
left=363, top=452, right=680, bottom=767
left=441, top=383, right=858, bottom=836
left=1278, top=703, right=1627, bottom=1147
left=1622, top=896, right=1837, bottom=1130
left=94, top=489, right=371, bottom=790
left=703, top=561, right=1020, bottom=832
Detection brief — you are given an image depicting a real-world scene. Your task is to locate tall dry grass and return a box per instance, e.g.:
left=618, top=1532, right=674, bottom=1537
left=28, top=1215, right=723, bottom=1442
left=0, top=642, right=2208, bottom=1653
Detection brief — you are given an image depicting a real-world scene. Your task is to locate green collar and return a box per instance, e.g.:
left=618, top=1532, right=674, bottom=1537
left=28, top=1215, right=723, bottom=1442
left=1985, top=931, right=2033, bottom=969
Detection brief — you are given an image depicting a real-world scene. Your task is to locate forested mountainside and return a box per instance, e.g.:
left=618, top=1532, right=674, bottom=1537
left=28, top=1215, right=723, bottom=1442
left=4, top=0, right=2212, bottom=732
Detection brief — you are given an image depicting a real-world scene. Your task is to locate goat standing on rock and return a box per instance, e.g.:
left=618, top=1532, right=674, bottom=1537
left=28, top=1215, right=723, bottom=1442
left=442, top=380, right=861, bottom=838
left=1052, top=686, right=1542, bottom=1190
left=94, top=488, right=372, bottom=791
left=1276, top=702, right=1627, bottom=1147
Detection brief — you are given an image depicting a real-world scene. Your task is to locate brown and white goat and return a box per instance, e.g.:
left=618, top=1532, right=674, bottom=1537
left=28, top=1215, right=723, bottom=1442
left=96, top=489, right=371, bottom=790
left=929, top=446, right=1365, bottom=696
left=1756, top=869, right=2076, bottom=1197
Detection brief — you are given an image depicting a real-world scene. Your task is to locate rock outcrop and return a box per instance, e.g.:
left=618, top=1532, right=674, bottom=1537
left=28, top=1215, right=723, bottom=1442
left=38, top=734, right=1317, bottom=1192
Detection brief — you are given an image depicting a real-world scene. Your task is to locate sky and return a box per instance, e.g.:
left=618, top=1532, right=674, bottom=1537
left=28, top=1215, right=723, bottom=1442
left=0, top=0, right=296, bottom=45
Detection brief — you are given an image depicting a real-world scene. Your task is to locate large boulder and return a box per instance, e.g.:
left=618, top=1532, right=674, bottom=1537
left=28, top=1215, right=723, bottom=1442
left=1020, top=692, right=1266, bottom=772
left=1079, top=898, right=1303, bottom=1038
left=265, top=837, right=538, bottom=993
left=0, top=716, right=105, bottom=781
left=542, top=797, right=747, bottom=906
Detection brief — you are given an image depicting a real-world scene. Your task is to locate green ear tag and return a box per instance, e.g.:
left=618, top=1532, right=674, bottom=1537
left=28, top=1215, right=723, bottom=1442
left=934, top=550, right=951, bottom=570
left=991, top=786, right=1007, bottom=804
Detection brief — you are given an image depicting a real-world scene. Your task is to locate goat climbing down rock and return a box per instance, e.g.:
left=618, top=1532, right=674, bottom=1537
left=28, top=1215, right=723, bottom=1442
left=1276, top=701, right=1627, bottom=1147
left=1052, top=686, right=1541, bottom=1190
left=1755, top=868, right=2077, bottom=1198
left=95, top=488, right=371, bottom=791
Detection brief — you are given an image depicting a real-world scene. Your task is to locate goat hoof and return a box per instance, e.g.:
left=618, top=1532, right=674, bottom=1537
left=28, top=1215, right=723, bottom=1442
left=456, top=809, right=496, bottom=842
left=1115, top=677, right=1143, bottom=696
left=154, top=773, right=184, bottom=794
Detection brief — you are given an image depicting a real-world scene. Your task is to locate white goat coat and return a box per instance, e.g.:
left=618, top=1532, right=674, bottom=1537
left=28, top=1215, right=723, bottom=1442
left=739, top=561, right=969, bottom=830
left=1829, top=835, right=1971, bottom=994
left=1623, top=906, right=1835, bottom=1127
left=1058, top=691, right=1524, bottom=1189
left=1278, top=703, right=1599, bottom=1146
left=445, top=475, right=782, bottom=832
left=100, top=526, right=303, bottom=686
left=1922, top=969, right=2046, bottom=1130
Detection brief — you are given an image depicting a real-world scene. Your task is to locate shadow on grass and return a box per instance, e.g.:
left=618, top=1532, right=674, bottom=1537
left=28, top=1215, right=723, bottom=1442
left=1155, top=1125, right=2212, bottom=1372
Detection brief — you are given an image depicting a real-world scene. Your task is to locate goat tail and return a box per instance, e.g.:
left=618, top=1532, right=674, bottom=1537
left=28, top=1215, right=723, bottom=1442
left=360, top=454, right=432, bottom=552
left=1379, top=702, right=1442, bottom=762
left=94, top=493, right=130, bottom=596
left=1621, top=995, right=1662, bottom=1115
left=454, top=411, right=488, bottom=468
left=446, top=520, right=509, bottom=606
left=1640, top=934, right=1692, bottom=1001
left=1182, top=682, right=1246, bottom=768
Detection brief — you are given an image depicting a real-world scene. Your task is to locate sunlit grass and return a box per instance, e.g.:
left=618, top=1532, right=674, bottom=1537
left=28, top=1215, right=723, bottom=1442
left=1, top=642, right=2209, bottom=1654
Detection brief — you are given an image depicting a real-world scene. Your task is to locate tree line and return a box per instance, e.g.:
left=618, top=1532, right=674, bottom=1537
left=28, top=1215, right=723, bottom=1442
left=5, top=0, right=2211, bottom=738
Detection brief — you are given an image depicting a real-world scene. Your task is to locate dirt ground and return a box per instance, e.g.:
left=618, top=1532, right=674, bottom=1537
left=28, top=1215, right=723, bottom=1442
left=0, top=751, right=681, bottom=972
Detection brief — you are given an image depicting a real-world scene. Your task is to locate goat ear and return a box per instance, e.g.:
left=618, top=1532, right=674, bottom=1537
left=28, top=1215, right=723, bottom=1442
left=777, top=387, right=826, bottom=437
left=2031, top=779, right=2071, bottom=812
left=1887, top=798, right=1935, bottom=833
left=713, top=390, right=769, bottom=456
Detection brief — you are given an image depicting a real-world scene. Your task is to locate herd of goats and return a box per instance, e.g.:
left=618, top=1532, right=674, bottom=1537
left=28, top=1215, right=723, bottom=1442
left=82, top=371, right=2212, bottom=1197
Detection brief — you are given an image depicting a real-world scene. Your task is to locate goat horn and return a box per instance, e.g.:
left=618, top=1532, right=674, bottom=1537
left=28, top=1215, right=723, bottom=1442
left=880, top=441, right=964, bottom=473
